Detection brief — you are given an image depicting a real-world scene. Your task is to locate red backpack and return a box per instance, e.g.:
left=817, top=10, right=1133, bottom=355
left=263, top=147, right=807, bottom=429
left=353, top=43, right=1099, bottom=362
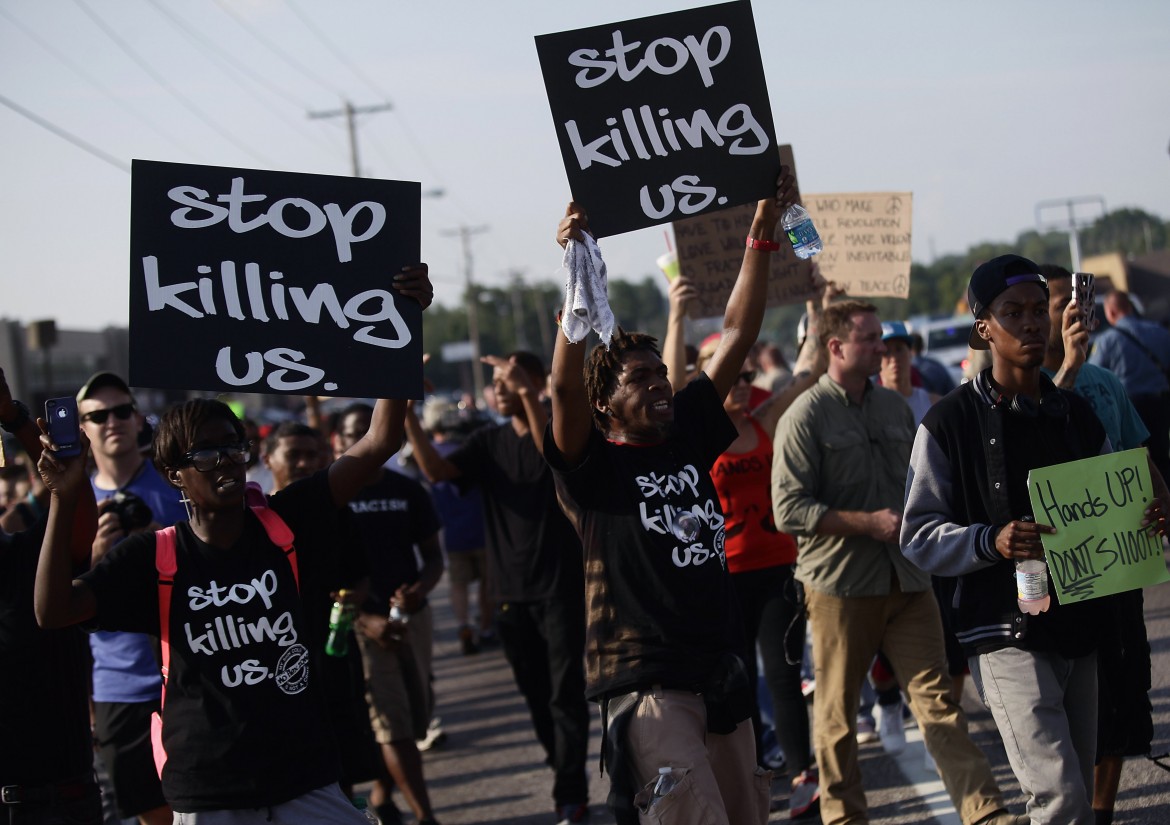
left=150, top=483, right=298, bottom=776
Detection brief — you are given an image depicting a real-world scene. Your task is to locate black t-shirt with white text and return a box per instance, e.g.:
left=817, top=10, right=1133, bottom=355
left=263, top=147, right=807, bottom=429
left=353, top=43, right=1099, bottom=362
left=80, top=472, right=340, bottom=812
left=346, top=469, right=440, bottom=609
left=544, top=376, right=742, bottom=699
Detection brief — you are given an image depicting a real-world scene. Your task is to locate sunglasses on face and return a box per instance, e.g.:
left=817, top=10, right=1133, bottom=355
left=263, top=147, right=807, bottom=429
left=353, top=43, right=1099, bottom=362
left=181, top=444, right=250, bottom=473
left=80, top=403, right=136, bottom=425
left=737, top=370, right=757, bottom=384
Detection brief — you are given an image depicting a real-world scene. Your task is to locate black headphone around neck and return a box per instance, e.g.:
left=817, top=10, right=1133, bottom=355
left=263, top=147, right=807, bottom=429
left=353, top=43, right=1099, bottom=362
left=978, top=371, right=1069, bottom=420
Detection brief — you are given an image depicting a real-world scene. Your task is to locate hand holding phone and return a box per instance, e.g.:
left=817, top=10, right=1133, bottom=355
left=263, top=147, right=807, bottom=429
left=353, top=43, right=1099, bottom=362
left=44, top=397, right=82, bottom=458
left=1072, top=272, right=1096, bottom=331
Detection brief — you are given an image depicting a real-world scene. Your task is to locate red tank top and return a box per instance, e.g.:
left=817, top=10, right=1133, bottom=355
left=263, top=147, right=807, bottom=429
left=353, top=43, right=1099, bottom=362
left=710, top=417, right=798, bottom=573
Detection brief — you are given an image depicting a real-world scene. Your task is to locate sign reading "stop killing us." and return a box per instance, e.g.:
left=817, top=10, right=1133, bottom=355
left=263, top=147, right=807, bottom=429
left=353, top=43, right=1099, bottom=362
left=128, top=160, right=423, bottom=398
left=535, top=0, right=779, bottom=238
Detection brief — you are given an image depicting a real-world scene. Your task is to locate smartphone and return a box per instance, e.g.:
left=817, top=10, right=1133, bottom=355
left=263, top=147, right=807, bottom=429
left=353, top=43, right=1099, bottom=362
left=1072, top=272, right=1096, bottom=330
left=44, top=396, right=82, bottom=457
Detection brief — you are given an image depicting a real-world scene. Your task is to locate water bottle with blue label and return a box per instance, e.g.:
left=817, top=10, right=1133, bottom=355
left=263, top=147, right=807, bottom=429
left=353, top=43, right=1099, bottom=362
left=781, top=203, right=823, bottom=259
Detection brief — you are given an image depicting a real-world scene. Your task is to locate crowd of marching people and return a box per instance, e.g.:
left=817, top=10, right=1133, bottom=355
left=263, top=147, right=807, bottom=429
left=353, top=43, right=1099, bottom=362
left=4, top=178, right=1170, bottom=825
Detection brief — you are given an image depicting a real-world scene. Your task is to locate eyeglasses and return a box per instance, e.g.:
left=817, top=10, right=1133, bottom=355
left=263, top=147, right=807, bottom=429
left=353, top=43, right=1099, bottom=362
left=737, top=370, right=757, bottom=384
left=80, top=403, right=136, bottom=425
left=181, top=444, right=250, bottom=473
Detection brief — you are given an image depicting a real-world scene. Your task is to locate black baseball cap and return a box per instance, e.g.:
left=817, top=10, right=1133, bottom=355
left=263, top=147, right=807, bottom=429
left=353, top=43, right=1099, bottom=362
left=76, top=371, right=133, bottom=403
left=966, top=254, right=1048, bottom=350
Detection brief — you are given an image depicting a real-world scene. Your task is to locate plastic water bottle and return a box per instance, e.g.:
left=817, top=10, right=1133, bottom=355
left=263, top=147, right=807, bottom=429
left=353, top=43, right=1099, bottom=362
left=325, top=590, right=355, bottom=657
left=1016, top=559, right=1051, bottom=615
left=781, top=204, right=823, bottom=259
left=651, top=766, right=679, bottom=805
left=351, top=796, right=379, bottom=824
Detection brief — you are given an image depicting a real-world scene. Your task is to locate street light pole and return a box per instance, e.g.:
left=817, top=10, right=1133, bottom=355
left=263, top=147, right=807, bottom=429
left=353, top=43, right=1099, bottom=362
left=1035, top=196, right=1106, bottom=271
left=440, top=225, right=490, bottom=405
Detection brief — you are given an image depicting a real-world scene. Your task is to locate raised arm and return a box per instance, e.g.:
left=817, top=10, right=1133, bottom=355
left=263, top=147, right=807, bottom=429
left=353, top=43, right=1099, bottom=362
left=34, top=430, right=98, bottom=628
left=703, top=168, right=797, bottom=399
left=754, top=274, right=834, bottom=437
left=327, top=264, right=431, bottom=506
left=403, top=403, right=462, bottom=483
left=662, top=275, right=699, bottom=393
left=0, top=367, right=43, bottom=462
left=548, top=202, right=595, bottom=466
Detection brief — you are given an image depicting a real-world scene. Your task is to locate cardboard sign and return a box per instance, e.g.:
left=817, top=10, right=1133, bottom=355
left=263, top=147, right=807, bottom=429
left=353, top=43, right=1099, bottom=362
left=672, top=145, right=814, bottom=317
left=805, top=193, right=912, bottom=298
left=129, top=160, right=422, bottom=398
left=535, top=0, right=778, bottom=238
left=1028, top=448, right=1169, bottom=604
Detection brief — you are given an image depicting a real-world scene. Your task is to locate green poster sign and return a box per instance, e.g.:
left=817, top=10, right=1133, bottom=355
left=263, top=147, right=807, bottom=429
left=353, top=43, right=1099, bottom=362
left=1028, top=448, right=1169, bottom=604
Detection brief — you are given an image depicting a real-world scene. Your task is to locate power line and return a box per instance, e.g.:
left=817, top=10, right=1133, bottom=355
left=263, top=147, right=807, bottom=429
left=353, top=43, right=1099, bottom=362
left=142, top=0, right=341, bottom=157
left=284, top=0, right=390, bottom=105
left=0, top=92, right=130, bottom=173
left=212, top=0, right=341, bottom=101
left=0, top=4, right=199, bottom=157
left=72, top=0, right=272, bottom=166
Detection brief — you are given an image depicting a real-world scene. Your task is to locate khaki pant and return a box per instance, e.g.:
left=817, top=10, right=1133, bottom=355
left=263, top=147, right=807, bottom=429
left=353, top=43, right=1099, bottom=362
left=806, top=584, right=1004, bottom=825
left=624, top=688, right=770, bottom=825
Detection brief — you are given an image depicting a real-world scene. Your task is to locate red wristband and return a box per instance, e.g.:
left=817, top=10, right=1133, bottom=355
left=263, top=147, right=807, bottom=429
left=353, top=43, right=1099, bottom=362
left=745, top=236, right=781, bottom=252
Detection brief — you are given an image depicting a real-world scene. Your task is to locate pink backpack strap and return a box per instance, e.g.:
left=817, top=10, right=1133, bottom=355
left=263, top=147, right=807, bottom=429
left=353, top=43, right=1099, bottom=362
left=245, top=480, right=298, bottom=590
left=152, top=526, right=178, bottom=777
left=154, top=526, right=179, bottom=686
left=252, top=506, right=298, bottom=591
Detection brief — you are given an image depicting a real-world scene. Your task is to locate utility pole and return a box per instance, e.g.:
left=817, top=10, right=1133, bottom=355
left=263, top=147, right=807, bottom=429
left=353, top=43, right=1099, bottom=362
left=308, top=99, right=393, bottom=177
left=508, top=270, right=530, bottom=351
left=440, top=225, right=491, bottom=405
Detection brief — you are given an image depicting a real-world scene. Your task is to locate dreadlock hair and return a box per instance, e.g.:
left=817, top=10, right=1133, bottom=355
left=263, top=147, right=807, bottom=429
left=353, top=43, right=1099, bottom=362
left=584, top=327, right=661, bottom=432
left=153, top=398, right=246, bottom=486
left=819, top=300, right=878, bottom=348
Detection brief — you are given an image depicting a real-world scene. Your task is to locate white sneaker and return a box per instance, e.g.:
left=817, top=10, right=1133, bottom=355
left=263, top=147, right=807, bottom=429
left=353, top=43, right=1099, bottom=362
left=878, top=701, right=906, bottom=755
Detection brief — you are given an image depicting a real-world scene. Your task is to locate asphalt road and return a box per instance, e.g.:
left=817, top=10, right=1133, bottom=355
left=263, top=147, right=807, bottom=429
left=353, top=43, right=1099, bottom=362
left=372, top=577, right=1170, bottom=824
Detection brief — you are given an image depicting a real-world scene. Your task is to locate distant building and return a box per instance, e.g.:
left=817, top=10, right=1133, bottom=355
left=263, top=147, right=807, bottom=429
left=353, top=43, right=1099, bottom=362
left=1082, top=251, right=1170, bottom=322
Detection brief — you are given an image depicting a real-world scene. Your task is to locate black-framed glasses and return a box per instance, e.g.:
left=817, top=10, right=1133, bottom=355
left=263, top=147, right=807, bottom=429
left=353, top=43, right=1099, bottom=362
left=737, top=370, right=757, bottom=384
left=80, top=402, right=136, bottom=425
left=181, top=444, right=250, bottom=473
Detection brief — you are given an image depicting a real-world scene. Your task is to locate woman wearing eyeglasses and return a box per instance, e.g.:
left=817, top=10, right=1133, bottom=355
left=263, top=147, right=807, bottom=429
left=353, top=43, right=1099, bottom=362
left=34, top=268, right=432, bottom=824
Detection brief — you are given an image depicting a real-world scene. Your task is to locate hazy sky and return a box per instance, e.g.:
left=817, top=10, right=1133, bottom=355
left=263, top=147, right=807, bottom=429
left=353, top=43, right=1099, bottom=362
left=3, top=0, right=1169, bottom=330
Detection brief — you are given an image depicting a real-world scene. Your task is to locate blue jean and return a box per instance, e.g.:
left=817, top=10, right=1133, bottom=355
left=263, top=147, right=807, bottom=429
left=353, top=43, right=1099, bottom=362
left=969, top=647, right=1097, bottom=825
left=731, top=564, right=812, bottom=774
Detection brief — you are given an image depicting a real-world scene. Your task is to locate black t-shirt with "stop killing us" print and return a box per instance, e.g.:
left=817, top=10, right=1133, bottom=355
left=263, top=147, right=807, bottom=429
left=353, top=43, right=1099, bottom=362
left=81, top=471, right=341, bottom=812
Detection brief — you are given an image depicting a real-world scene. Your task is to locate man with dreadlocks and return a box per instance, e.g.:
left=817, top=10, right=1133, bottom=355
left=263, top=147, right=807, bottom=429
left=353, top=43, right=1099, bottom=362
left=543, top=170, right=795, bottom=825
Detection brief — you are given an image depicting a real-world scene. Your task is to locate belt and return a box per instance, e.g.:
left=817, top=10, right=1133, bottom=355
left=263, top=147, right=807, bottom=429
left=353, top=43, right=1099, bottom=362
left=1, top=780, right=95, bottom=805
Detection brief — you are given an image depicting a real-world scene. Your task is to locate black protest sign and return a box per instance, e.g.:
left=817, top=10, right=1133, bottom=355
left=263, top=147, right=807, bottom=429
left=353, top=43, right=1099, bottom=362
left=129, top=160, right=422, bottom=398
left=536, top=0, right=778, bottom=238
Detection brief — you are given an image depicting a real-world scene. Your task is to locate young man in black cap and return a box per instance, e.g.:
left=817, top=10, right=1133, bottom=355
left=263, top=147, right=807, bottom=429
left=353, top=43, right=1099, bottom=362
left=902, top=255, right=1169, bottom=825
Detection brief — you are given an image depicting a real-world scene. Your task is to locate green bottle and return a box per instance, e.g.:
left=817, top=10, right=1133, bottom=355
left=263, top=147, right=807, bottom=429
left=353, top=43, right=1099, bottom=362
left=325, top=590, right=355, bottom=657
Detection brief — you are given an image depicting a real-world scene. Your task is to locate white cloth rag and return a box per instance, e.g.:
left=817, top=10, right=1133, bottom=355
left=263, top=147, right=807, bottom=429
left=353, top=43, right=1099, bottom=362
left=559, top=233, right=615, bottom=348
